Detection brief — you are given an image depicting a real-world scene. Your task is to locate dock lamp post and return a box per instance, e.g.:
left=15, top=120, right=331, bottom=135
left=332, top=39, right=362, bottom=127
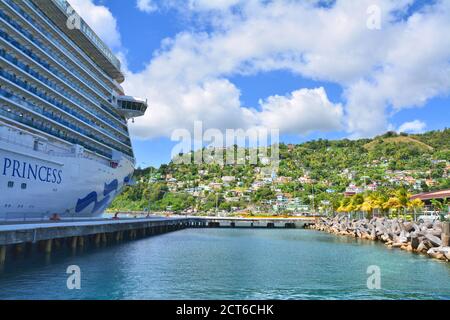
left=149, top=167, right=156, bottom=214
left=309, top=182, right=316, bottom=215
left=322, top=200, right=331, bottom=217
left=215, top=193, right=219, bottom=216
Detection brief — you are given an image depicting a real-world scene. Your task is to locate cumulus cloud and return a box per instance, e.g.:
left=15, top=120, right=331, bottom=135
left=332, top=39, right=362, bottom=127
left=117, top=0, right=450, bottom=139
left=136, top=0, right=158, bottom=13
left=68, top=0, right=121, bottom=49
left=125, top=73, right=343, bottom=138
left=398, top=120, right=427, bottom=134
left=257, top=88, right=343, bottom=135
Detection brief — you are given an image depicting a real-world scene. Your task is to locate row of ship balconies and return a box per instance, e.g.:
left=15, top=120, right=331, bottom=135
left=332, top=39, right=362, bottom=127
left=0, top=76, right=134, bottom=158
left=0, top=48, right=131, bottom=147
left=3, top=0, right=123, bottom=97
left=0, top=26, right=130, bottom=138
left=0, top=4, right=127, bottom=132
left=0, top=101, right=114, bottom=159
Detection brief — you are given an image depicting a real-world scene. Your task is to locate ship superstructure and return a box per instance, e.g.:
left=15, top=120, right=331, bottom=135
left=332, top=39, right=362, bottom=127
left=0, top=0, right=147, bottom=219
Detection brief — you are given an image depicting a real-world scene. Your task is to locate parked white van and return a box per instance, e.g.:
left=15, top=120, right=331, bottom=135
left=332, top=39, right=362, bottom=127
left=417, top=211, right=450, bottom=224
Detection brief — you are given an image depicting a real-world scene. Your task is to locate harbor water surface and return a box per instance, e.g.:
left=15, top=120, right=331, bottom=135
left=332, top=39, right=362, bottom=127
left=0, top=229, right=449, bottom=300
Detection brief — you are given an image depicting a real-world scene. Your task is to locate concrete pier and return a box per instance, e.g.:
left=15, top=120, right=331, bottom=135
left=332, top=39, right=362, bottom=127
left=200, top=217, right=314, bottom=229
left=44, top=239, right=52, bottom=254
left=0, top=217, right=191, bottom=264
left=70, top=237, right=78, bottom=250
left=79, top=236, right=85, bottom=248
left=0, top=216, right=315, bottom=264
left=0, top=245, right=6, bottom=264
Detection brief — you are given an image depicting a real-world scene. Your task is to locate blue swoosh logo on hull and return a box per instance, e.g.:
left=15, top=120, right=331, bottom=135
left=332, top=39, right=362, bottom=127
left=104, top=179, right=118, bottom=196
left=92, top=195, right=111, bottom=215
left=75, top=192, right=98, bottom=213
left=75, top=178, right=121, bottom=214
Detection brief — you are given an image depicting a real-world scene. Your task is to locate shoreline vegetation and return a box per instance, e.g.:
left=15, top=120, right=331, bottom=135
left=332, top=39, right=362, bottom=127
left=307, top=215, right=450, bottom=262
left=111, top=130, right=449, bottom=215
left=105, top=211, right=316, bottom=219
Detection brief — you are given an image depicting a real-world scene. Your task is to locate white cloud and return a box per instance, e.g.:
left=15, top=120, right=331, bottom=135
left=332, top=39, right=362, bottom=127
left=68, top=0, right=121, bottom=49
left=257, top=88, right=343, bottom=135
left=126, top=73, right=343, bottom=138
left=118, top=0, right=450, bottom=139
left=136, top=0, right=158, bottom=13
left=398, top=120, right=427, bottom=134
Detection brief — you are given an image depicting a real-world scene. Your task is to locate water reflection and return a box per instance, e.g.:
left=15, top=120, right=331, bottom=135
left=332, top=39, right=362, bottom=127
left=0, top=229, right=449, bottom=300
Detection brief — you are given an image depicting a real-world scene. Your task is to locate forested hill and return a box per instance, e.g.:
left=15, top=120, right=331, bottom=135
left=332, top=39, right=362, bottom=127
left=111, top=129, right=449, bottom=212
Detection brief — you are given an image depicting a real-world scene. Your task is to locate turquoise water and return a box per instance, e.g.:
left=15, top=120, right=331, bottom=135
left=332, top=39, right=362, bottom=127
left=0, top=229, right=449, bottom=300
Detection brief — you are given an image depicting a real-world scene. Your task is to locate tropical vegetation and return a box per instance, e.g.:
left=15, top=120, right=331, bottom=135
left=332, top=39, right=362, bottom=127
left=110, top=129, right=449, bottom=216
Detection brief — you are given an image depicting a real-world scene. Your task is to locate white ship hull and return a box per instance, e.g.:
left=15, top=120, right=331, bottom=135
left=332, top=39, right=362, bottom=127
left=0, top=0, right=148, bottom=221
left=0, top=129, right=134, bottom=220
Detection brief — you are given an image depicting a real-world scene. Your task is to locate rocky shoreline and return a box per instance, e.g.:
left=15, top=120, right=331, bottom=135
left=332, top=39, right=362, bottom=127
left=306, top=216, right=450, bottom=262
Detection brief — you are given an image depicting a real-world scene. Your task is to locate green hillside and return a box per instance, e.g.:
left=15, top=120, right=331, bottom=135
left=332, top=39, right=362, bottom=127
left=110, top=129, right=450, bottom=213
left=364, top=135, right=433, bottom=152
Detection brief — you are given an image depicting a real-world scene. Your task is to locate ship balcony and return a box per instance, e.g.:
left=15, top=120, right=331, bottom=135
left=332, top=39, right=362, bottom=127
left=116, top=96, right=148, bottom=120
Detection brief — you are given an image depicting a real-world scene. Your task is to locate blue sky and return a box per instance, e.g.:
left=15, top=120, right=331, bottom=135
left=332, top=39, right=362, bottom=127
left=75, top=0, right=449, bottom=167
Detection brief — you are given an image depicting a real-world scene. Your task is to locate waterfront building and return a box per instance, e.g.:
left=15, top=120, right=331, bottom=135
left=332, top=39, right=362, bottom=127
left=410, top=189, right=450, bottom=213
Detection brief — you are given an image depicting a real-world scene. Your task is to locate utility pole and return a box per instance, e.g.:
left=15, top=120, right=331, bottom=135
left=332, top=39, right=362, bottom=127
left=147, top=166, right=154, bottom=214
left=216, top=193, right=219, bottom=216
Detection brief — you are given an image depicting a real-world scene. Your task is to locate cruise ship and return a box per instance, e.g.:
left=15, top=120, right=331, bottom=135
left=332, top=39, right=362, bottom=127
left=0, top=0, right=147, bottom=220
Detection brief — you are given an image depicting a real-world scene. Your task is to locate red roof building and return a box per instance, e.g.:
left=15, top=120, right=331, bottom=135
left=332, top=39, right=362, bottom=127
left=410, top=189, right=450, bottom=201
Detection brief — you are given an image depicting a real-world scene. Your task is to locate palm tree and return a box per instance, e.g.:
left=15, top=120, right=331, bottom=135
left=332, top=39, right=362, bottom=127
left=409, top=198, right=424, bottom=222
left=394, top=188, right=412, bottom=220
left=337, top=197, right=351, bottom=216
left=383, top=196, right=401, bottom=218
left=431, top=199, right=443, bottom=213
left=350, top=194, right=365, bottom=219
left=373, top=194, right=386, bottom=217
left=375, top=193, right=389, bottom=217
left=361, top=194, right=377, bottom=218
left=441, top=198, right=449, bottom=222
left=431, top=198, right=449, bottom=221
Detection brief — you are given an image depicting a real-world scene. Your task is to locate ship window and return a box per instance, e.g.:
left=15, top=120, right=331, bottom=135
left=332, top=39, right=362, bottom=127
left=7, top=181, right=14, bottom=188
left=21, top=183, right=27, bottom=190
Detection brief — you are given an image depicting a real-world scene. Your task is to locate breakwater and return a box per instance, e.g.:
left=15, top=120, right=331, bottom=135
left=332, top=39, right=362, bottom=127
left=307, top=216, right=450, bottom=262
